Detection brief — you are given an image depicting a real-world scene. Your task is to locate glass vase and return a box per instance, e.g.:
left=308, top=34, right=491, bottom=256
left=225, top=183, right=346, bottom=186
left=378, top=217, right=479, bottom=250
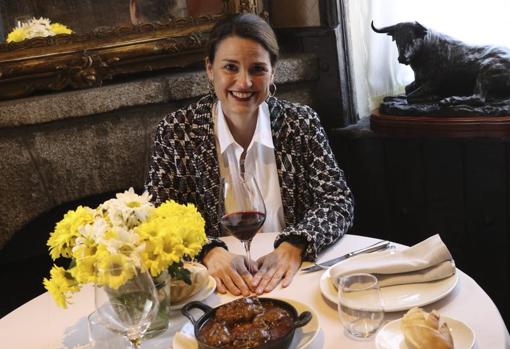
left=144, top=270, right=171, bottom=338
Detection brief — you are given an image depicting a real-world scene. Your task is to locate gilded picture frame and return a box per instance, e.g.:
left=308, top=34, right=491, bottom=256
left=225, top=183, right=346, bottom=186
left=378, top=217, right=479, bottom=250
left=0, top=0, right=263, bottom=100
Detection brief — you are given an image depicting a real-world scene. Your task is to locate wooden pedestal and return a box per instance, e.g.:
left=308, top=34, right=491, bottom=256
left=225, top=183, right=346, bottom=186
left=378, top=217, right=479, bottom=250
left=370, top=109, right=510, bottom=138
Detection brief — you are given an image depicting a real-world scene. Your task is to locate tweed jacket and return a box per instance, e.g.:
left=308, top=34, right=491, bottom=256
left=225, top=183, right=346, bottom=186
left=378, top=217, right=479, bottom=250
left=145, top=94, right=354, bottom=261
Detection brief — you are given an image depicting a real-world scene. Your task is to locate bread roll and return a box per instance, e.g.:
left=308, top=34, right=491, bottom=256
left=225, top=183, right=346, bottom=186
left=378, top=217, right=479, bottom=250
left=170, top=263, right=209, bottom=304
left=401, top=307, right=454, bottom=349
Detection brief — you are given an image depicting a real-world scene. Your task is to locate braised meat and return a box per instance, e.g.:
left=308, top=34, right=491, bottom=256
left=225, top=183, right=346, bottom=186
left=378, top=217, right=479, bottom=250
left=254, top=307, right=294, bottom=339
left=197, top=297, right=295, bottom=349
left=230, top=322, right=271, bottom=348
left=215, top=297, right=264, bottom=324
left=199, top=320, right=231, bottom=347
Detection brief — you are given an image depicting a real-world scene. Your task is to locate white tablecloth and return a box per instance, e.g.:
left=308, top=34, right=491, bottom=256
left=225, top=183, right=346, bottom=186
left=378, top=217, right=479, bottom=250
left=1, top=233, right=508, bottom=348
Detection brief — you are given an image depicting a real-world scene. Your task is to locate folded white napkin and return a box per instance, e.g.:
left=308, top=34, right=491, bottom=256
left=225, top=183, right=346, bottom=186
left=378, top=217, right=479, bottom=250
left=330, top=235, right=456, bottom=288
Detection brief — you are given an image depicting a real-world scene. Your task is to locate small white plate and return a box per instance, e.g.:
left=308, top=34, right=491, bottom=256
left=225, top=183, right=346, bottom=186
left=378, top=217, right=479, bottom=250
left=320, top=268, right=459, bottom=312
left=170, top=276, right=216, bottom=310
left=375, top=316, right=475, bottom=349
left=172, top=298, right=320, bottom=349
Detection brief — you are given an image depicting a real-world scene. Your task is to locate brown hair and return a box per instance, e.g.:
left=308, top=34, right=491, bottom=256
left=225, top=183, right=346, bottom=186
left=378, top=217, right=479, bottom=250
left=206, top=13, right=279, bottom=67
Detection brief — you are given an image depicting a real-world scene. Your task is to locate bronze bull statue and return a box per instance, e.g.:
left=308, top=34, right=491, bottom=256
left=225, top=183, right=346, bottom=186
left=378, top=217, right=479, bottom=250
left=371, top=21, right=510, bottom=107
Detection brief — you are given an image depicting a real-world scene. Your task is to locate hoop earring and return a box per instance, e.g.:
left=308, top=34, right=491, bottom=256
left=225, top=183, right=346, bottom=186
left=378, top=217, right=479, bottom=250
left=268, top=82, right=277, bottom=98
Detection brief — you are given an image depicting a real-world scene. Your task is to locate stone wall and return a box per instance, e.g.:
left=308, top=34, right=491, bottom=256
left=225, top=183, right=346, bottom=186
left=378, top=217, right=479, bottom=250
left=0, top=53, right=319, bottom=248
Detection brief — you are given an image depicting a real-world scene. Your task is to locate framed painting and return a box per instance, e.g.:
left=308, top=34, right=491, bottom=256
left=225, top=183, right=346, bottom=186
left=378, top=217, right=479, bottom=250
left=0, top=0, right=263, bottom=100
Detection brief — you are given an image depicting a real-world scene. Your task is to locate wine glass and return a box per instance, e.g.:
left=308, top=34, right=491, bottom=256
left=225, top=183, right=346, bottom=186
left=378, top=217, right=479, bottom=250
left=94, top=266, right=160, bottom=348
left=219, top=175, right=266, bottom=267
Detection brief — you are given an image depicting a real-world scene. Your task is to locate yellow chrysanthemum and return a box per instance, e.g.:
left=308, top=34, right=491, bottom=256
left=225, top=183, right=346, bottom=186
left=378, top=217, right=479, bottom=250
left=96, top=253, right=134, bottom=289
left=43, top=190, right=207, bottom=309
left=104, top=229, right=117, bottom=240
left=152, top=200, right=190, bottom=220
left=43, top=277, right=67, bottom=308
left=136, top=218, right=161, bottom=240
left=47, top=206, right=94, bottom=260
left=149, top=201, right=206, bottom=258
left=139, top=238, right=167, bottom=276
left=6, top=27, right=27, bottom=43
left=157, top=233, right=185, bottom=264
left=72, top=240, right=98, bottom=259
left=174, top=208, right=206, bottom=257
left=43, top=265, right=80, bottom=308
left=71, top=256, right=99, bottom=284
left=50, top=23, right=72, bottom=35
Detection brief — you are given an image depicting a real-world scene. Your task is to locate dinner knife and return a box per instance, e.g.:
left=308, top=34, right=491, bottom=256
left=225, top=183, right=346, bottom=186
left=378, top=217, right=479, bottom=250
left=301, top=240, right=392, bottom=273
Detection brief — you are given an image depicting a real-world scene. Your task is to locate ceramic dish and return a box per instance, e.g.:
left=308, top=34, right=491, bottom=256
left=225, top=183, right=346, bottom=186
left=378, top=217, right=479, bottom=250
left=375, top=315, right=475, bottom=349
left=172, top=298, right=320, bottom=349
left=320, top=267, right=459, bottom=312
left=170, top=276, right=216, bottom=310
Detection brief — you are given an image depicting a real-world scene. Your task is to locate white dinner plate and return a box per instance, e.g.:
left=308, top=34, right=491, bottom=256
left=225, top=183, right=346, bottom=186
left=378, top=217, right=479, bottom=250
left=172, top=298, right=320, bottom=349
left=170, top=276, right=216, bottom=310
left=320, top=267, right=459, bottom=312
left=375, top=316, right=475, bottom=349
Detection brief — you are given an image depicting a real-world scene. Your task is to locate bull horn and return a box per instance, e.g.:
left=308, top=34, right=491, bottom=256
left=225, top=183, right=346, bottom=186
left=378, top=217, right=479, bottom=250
left=371, top=21, right=398, bottom=34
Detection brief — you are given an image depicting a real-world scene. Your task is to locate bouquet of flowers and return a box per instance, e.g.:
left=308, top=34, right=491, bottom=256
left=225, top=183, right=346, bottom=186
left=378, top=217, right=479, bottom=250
left=6, top=17, right=72, bottom=43
left=43, top=188, right=207, bottom=309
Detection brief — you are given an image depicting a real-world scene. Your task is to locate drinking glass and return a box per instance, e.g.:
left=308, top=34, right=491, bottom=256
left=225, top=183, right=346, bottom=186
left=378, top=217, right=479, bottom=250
left=94, top=266, right=160, bottom=348
left=337, top=273, right=384, bottom=338
left=219, top=175, right=266, bottom=267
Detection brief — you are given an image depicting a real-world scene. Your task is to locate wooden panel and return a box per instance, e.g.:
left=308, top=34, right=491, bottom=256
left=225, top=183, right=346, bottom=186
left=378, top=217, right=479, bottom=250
left=371, top=110, right=510, bottom=138
left=505, top=143, right=510, bottom=324
left=464, top=141, right=508, bottom=322
left=383, top=139, right=428, bottom=245
left=421, top=140, right=466, bottom=258
left=347, top=136, right=389, bottom=240
left=330, top=129, right=391, bottom=240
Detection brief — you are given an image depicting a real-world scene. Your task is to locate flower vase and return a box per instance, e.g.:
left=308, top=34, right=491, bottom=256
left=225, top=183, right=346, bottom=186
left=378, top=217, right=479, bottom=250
left=144, top=271, right=171, bottom=338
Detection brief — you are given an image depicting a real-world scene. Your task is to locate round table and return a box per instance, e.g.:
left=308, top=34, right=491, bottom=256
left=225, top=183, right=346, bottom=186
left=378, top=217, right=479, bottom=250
left=0, top=233, right=508, bottom=349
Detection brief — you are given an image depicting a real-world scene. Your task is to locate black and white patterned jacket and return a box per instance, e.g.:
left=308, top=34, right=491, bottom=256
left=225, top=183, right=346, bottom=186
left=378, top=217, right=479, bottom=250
left=145, top=94, right=354, bottom=261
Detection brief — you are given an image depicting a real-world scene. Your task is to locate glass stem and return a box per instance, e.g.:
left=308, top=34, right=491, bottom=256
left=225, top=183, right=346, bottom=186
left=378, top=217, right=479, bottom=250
left=243, top=240, right=255, bottom=273
left=130, top=337, right=141, bottom=349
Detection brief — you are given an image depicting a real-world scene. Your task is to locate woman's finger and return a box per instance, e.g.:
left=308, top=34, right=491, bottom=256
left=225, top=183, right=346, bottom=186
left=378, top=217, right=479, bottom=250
left=238, top=265, right=256, bottom=293
left=255, top=267, right=277, bottom=294
left=228, top=269, right=251, bottom=296
left=264, top=267, right=286, bottom=292
left=221, top=272, right=241, bottom=296
left=281, top=266, right=298, bottom=288
left=252, top=254, right=275, bottom=287
left=214, top=276, right=226, bottom=294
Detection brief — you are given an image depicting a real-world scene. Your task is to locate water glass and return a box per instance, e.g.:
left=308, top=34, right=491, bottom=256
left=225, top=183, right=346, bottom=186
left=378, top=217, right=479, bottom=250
left=337, top=273, right=384, bottom=338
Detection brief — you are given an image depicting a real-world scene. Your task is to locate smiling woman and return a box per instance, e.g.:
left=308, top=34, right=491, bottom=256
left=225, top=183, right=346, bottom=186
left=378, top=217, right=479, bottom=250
left=206, top=36, right=275, bottom=143
left=145, top=13, right=354, bottom=300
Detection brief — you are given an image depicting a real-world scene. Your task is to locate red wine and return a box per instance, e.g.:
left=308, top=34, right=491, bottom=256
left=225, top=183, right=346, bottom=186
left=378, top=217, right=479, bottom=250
left=220, top=211, right=266, bottom=241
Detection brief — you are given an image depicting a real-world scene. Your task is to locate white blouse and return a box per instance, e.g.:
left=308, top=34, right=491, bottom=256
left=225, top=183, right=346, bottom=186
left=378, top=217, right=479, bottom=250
left=213, top=101, right=285, bottom=233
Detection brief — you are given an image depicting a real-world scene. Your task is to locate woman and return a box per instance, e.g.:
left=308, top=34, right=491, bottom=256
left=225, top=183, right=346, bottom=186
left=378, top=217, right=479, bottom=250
left=145, top=13, right=354, bottom=296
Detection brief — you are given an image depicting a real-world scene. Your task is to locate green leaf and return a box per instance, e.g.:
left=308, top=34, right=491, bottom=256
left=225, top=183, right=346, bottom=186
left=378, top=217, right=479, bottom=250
left=167, top=262, right=192, bottom=285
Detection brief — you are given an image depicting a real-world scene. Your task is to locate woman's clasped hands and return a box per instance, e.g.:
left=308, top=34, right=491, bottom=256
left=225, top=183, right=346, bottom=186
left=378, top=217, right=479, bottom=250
left=203, top=242, right=305, bottom=296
